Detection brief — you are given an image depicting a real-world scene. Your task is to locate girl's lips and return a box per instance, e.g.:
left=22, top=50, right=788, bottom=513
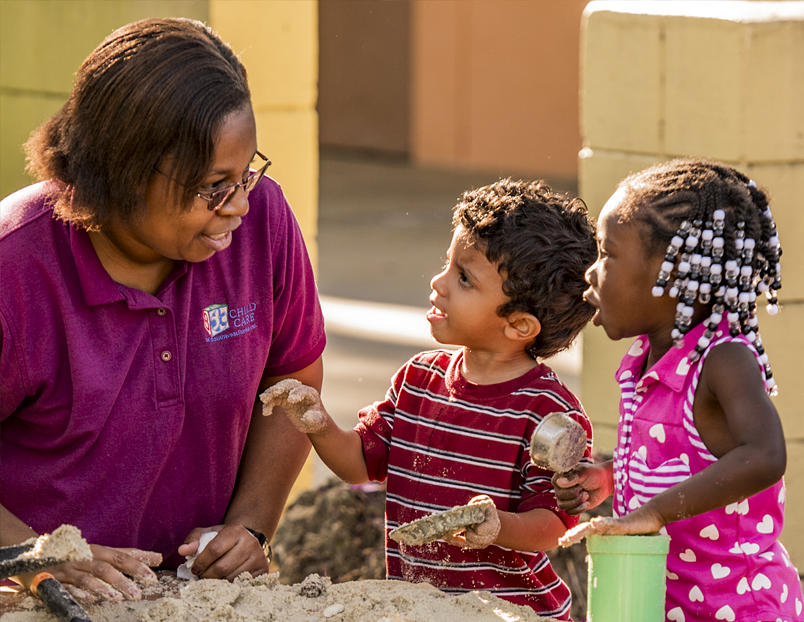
left=201, top=230, right=233, bottom=252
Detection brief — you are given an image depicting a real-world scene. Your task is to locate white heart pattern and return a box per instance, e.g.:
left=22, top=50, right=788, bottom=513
left=666, top=571, right=679, bottom=580
left=688, top=585, right=704, bottom=602
left=779, top=485, right=786, bottom=504
left=797, top=598, right=802, bottom=616
left=711, top=563, right=730, bottom=579
left=741, top=542, right=760, bottom=555
left=757, top=514, right=774, bottom=534
left=680, top=549, right=697, bottom=563
left=676, top=357, right=691, bottom=376
left=628, top=495, right=641, bottom=510
left=627, top=339, right=644, bottom=357
left=751, top=573, right=772, bottom=590
left=649, top=423, right=666, bottom=443
left=667, top=606, right=685, bottom=622
left=620, top=369, right=633, bottom=380
left=760, top=552, right=775, bottom=561
left=782, top=583, right=789, bottom=603
left=725, top=499, right=749, bottom=515
left=699, top=524, right=719, bottom=540
left=736, top=577, right=751, bottom=594
left=638, top=445, right=648, bottom=459
left=715, top=605, right=735, bottom=621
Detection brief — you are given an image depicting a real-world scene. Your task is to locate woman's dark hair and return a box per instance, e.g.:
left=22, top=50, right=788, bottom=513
left=454, top=178, right=597, bottom=360
left=24, top=17, right=251, bottom=229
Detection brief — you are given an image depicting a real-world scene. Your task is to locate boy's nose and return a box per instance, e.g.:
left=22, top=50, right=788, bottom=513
left=430, top=268, right=447, bottom=295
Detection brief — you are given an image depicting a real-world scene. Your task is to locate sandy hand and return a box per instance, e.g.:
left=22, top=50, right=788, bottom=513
left=259, top=379, right=327, bottom=434
left=559, top=508, right=665, bottom=547
left=444, top=495, right=501, bottom=550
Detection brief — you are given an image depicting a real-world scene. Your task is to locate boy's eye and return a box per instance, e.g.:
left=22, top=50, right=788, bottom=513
left=458, top=271, right=472, bottom=286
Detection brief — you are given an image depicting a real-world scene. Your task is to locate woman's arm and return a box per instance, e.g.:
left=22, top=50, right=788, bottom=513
left=184, top=357, right=323, bottom=580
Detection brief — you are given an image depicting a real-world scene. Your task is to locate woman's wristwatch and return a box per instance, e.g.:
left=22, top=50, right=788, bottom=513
left=244, top=527, right=272, bottom=563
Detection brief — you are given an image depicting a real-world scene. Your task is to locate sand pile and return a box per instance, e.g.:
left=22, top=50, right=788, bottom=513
left=2, top=572, right=557, bottom=622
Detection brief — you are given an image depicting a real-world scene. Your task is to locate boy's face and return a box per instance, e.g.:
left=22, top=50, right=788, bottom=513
left=583, top=189, right=676, bottom=341
left=427, top=226, right=511, bottom=349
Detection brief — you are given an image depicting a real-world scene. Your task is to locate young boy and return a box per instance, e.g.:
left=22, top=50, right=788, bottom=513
left=263, top=179, right=597, bottom=619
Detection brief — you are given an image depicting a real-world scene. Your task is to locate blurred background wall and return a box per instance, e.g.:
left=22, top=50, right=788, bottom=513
left=2, top=0, right=802, bottom=570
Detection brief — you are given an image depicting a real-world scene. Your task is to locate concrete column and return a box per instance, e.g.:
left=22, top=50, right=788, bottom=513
left=579, top=0, right=804, bottom=566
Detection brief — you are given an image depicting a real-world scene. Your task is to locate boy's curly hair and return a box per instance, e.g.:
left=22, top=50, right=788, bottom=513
left=454, top=178, right=597, bottom=360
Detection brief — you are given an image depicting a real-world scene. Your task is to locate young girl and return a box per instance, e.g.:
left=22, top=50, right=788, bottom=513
left=554, top=158, right=802, bottom=622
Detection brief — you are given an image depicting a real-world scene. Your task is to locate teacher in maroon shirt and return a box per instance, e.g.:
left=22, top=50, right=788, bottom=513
left=0, top=18, right=325, bottom=602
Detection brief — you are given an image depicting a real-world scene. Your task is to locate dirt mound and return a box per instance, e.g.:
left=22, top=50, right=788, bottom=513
left=272, top=478, right=611, bottom=621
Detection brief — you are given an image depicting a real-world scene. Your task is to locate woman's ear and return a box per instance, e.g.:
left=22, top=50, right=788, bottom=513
left=504, top=312, right=541, bottom=343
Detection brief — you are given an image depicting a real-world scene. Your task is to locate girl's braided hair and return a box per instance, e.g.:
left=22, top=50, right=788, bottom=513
left=455, top=178, right=597, bottom=360
left=617, top=157, right=782, bottom=392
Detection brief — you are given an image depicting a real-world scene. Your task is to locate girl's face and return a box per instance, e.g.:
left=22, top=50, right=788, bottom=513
left=583, top=188, right=677, bottom=342
left=105, top=104, right=258, bottom=266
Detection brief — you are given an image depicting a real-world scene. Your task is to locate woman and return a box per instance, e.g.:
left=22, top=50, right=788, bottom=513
left=0, top=18, right=325, bottom=602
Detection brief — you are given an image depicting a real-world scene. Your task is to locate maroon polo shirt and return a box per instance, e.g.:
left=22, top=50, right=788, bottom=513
left=0, top=179, right=325, bottom=566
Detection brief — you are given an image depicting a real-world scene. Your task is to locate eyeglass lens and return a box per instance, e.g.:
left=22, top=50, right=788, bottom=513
left=207, top=153, right=271, bottom=211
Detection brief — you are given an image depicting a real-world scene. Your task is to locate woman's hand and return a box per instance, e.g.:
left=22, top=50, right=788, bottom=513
left=178, top=524, right=269, bottom=581
left=559, top=504, right=665, bottom=547
left=25, top=544, right=161, bottom=604
left=552, top=461, right=614, bottom=515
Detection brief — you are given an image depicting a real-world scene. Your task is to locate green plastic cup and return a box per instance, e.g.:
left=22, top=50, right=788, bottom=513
left=586, top=534, right=670, bottom=622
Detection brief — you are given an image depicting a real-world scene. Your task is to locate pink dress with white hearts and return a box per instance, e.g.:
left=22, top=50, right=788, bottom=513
left=612, top=317, right=802, bottom=622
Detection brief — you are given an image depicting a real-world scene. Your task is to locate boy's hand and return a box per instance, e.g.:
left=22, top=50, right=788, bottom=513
left=558, top=505, right=665, bottom=547
left=443, top=495, right=501, bottom=549
left=259, top=379, right=327, bottom=434
left=552, top=462, right=613, bottom=515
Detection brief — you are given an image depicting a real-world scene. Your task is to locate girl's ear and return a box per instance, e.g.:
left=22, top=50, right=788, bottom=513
left=504, top=312, right=541, bottom=343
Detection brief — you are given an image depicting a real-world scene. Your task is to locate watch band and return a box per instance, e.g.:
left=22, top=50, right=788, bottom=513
left=244, top=527, right=272, bottom=562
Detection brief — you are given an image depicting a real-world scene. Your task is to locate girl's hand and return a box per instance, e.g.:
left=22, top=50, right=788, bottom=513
left=259, top=379, right=327, bottom=434
left=559, top=505, right=665, bottom=547
left=443, top=495, right=501, bottom=549
left=552, top=461, right=614, bottom=515
left=26, top=544, right=161, bottom=603
left=178, top=524, right=269, bottom=581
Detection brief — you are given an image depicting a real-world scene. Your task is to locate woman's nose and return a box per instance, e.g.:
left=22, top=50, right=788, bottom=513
left=219, top=187, right=250, bottom=218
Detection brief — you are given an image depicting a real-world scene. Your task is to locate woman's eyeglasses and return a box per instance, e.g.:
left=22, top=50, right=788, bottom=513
left=197, top=151, right=271, bottom=211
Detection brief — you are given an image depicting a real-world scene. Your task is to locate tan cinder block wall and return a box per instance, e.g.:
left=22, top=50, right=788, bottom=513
left=580, top=1, right=804, bottom=568
left=0, top=0, right=319, bottom=499
left=410, top=0, right=588, bottom=180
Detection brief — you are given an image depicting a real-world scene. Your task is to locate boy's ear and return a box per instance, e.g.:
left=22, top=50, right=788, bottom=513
left=504, top=312, right=541, bottom=343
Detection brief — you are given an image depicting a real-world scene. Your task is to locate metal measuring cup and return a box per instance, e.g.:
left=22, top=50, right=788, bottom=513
left=529, top=412, right=587, bottom=473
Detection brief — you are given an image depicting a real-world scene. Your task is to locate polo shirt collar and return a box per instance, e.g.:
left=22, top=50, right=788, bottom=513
left=69, top=225, right=188, bottom=307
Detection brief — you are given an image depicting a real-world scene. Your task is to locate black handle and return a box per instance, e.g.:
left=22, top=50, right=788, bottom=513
left=32, top=573, right=92, bottom=622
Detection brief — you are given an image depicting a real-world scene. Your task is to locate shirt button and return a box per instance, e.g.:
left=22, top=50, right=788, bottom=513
left=156, top=308, right=167, bottom=316
left=160, top=351, right=172, bottom=362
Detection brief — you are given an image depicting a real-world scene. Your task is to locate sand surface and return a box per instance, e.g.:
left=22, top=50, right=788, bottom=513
left=1, top=572, right=557, bottom=622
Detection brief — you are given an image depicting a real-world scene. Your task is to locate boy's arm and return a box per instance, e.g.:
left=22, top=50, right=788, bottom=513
left=495, top=507, right=568, bottom=552
left=260, top=380, right=370, bottom=485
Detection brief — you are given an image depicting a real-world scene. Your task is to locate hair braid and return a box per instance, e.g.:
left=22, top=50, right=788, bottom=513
left=617, top=158, right=782, bottom=394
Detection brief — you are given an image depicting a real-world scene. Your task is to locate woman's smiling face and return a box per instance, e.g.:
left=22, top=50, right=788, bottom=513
left=105, top=104, right=259, bottom=266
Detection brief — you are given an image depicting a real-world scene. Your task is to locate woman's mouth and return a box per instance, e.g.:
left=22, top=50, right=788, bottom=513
left=202, top=230, right=233, bottom=252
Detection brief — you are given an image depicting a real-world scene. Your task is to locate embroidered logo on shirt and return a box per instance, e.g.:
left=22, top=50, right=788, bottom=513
left=204, top=302, right=258, bottom=342
left=204, top=304, right=230, bottom=337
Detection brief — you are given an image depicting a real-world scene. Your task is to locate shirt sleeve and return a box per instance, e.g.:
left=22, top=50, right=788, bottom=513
left=260, top=182, right=326, bottom=377
left=517, top=403, right=594, bottom=529
left=354, top=360, right=411, bottom=482
left=0, top=301, right=27, bottom=421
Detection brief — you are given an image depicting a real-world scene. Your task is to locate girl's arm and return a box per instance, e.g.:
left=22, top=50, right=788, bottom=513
left=563, top=342, right=786, bottom=544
